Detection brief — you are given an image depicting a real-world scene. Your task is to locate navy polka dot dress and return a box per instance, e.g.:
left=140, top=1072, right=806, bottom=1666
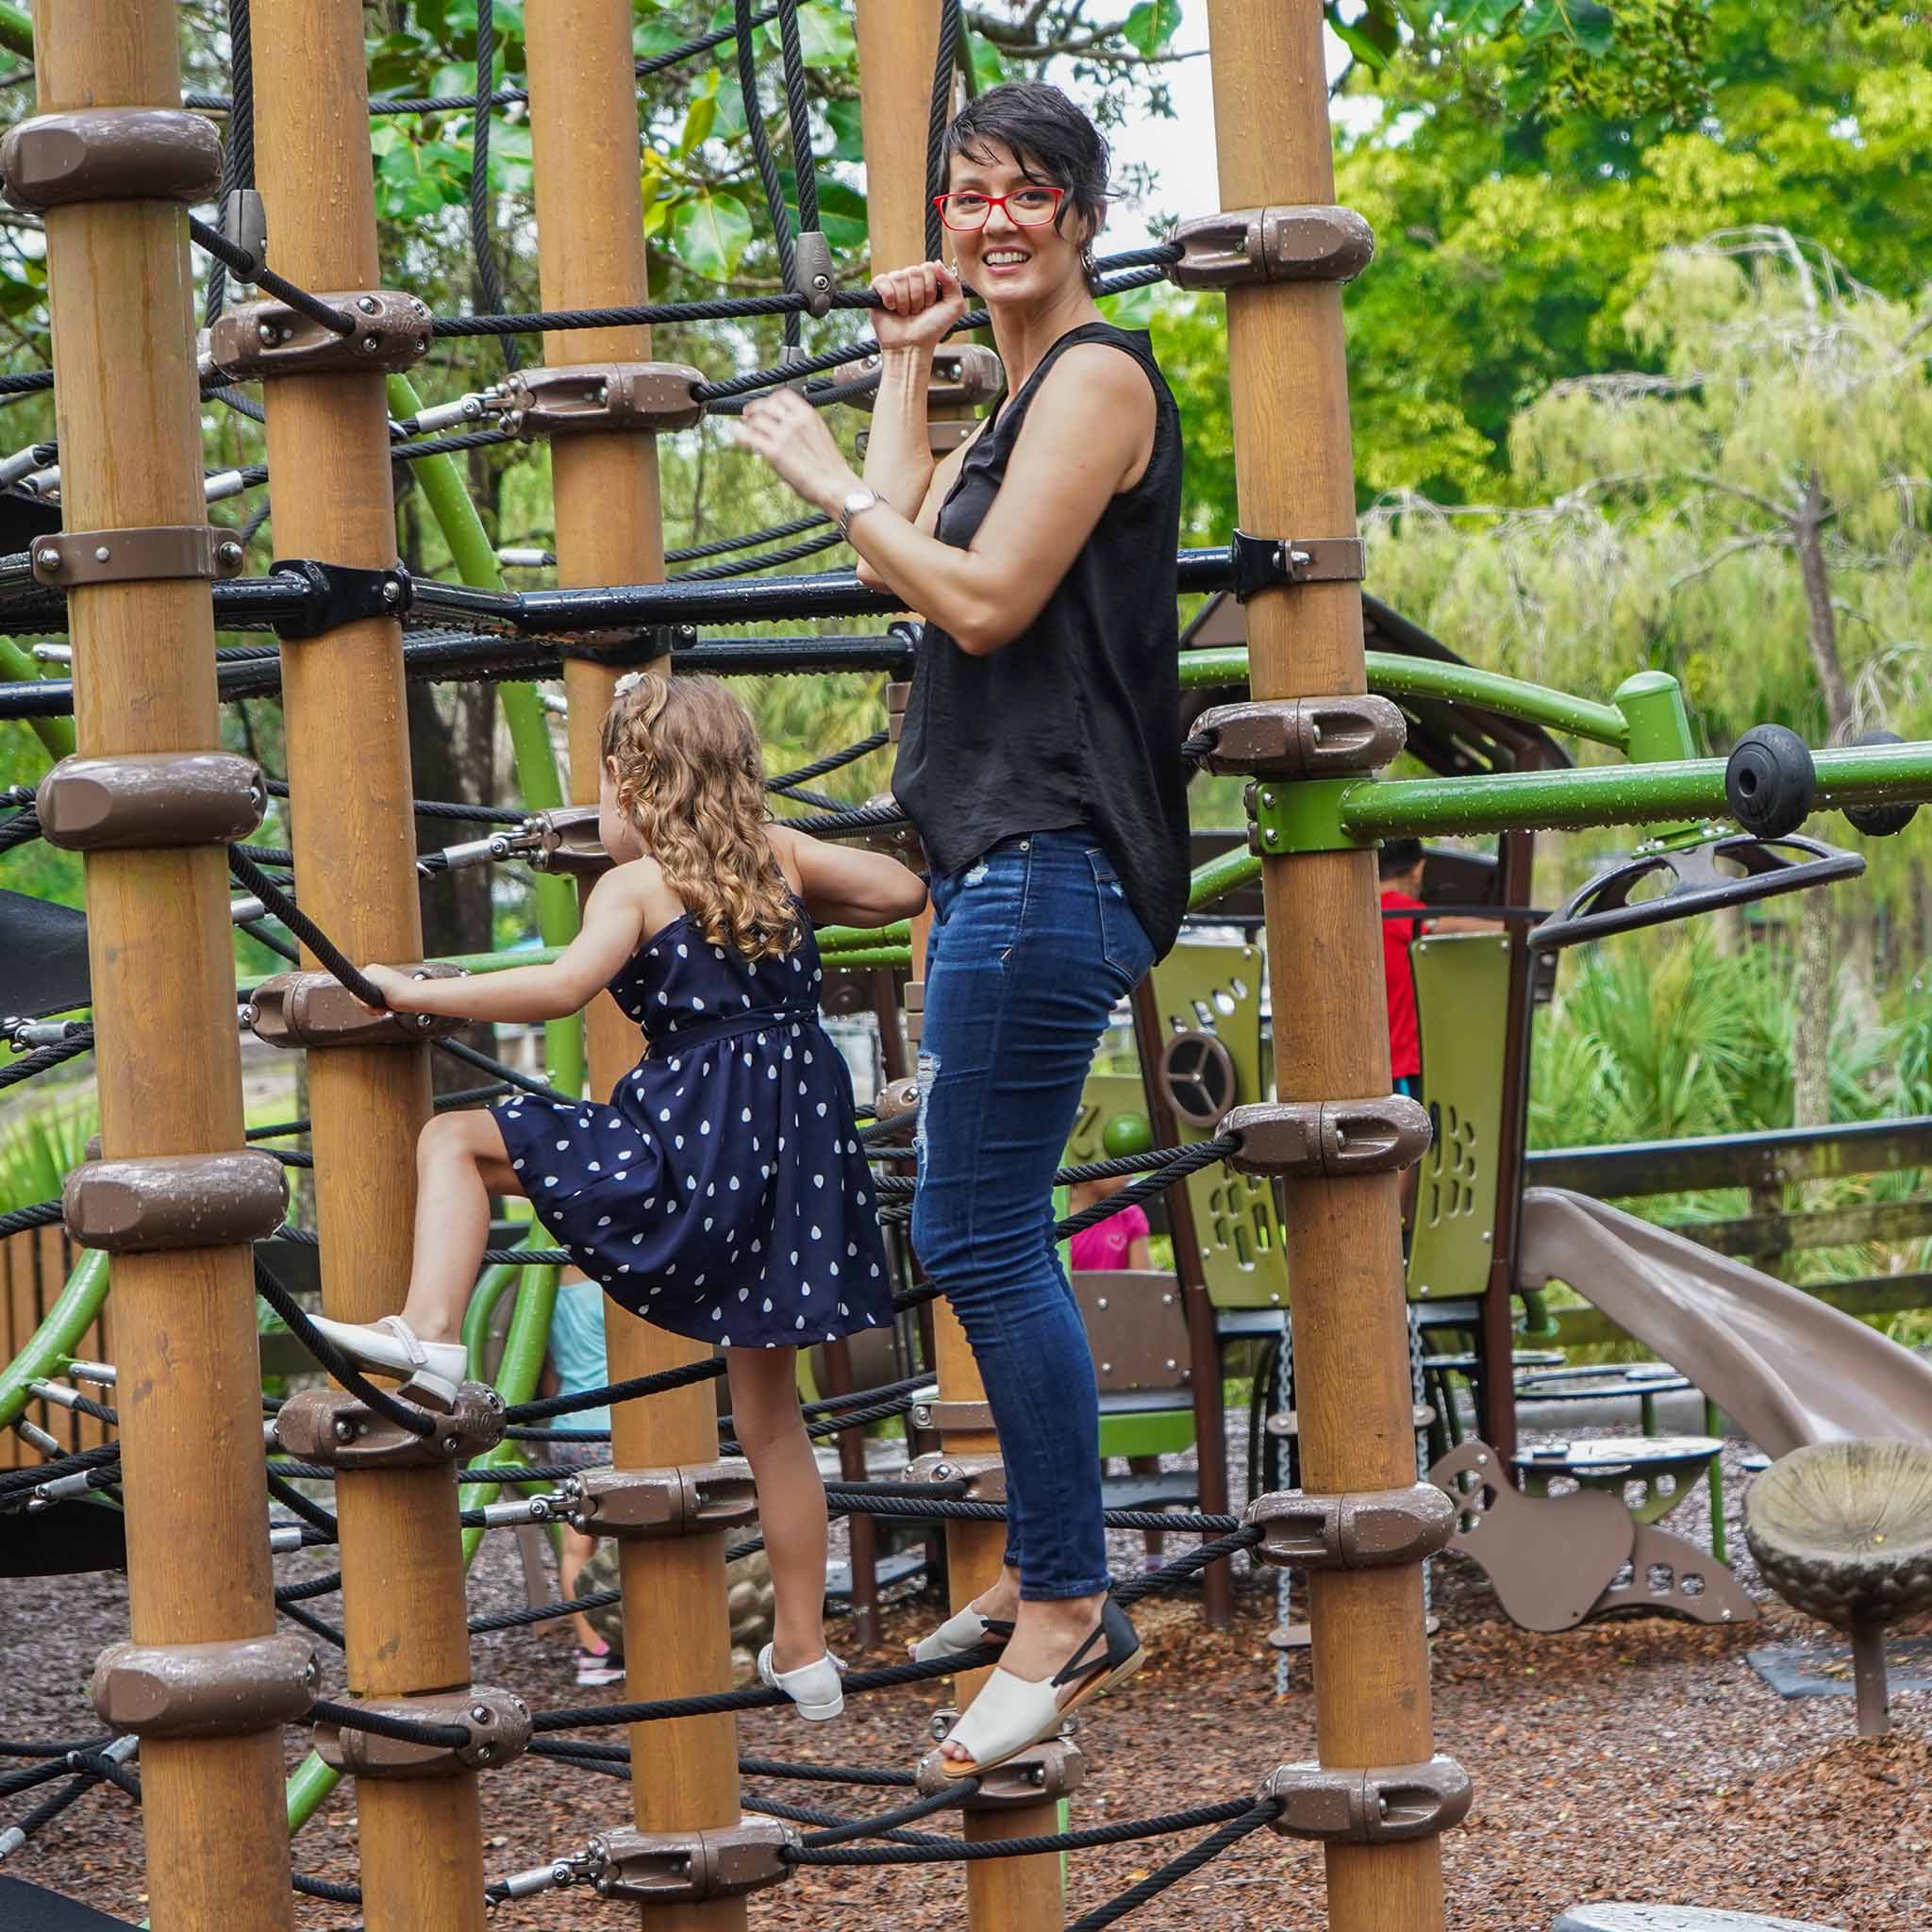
left=491, top=903, right=891, bottom=1349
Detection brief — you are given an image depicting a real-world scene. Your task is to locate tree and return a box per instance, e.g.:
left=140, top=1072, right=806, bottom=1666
left=1367, top=234, right=1932, bottom=1122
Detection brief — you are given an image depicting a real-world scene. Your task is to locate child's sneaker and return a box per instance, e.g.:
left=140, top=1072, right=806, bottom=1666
left=574, top=1644, right=624, bottom=1688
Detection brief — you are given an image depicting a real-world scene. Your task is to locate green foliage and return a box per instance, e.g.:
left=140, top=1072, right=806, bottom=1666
left=0, top=1101, right=95, bottom=1217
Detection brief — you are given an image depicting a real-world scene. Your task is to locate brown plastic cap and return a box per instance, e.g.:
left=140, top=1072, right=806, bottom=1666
left=1192, top=697, right=1406, bottom=780
left=905, top=1449, right=1007, bottom=1503
left=38, top=751, right=266, bottom=852
left=916, top=1738, right=1085, bottom=1808
left=317, top=1686, right=530, bottom=1780
left=207, top=291, right=433, bottom=380
left=1222, top=1097, right=1432, bottom=1179
left=249, top=964, right=470, bottom=1048
left=1171, top=204, right=1375, bottom=291
left=1, top=108, right=223, bottom=212
left=62, top=1150, right=288, bottom=1254
left=507, top=362, right=708, bottom=438
left=272, top=1384, right=506, bottom=1470
left=1246, top=1483, right=1457, bottom=1572
left=1263, top=1756, right=1472, bottom=1845
left=92, top=1635, right=318, bottom=1739
left=568, top=1458, right=758, bottom=1539
left=591, top=1820, right=798, bottom=1902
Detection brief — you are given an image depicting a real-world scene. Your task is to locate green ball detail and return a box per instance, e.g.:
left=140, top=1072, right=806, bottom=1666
left=1101, top=1111, right=1154, bottom=1158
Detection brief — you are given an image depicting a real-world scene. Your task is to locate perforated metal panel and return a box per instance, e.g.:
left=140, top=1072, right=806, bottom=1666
left=1406, top=931, right=1512, bottom=1303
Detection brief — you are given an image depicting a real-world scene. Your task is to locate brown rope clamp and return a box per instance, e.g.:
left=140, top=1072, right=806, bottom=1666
left=917, top=1737, right=1085, bottom=1810
left=92, top=1634, right=319, bottom=1739
left=273, top=1383, right=507, bottom=1469
left=1245, top=1483, right=1457, bottom=1572
left=1, top=108, right=223, bottom=212
left=37, top=750, right=266, bottom=851
left=30, top=525, right=247, bottom=591
left=503, top=362, right=708, bottom=438
left=1169, top=205, right=1376, bottom=291
left=558, top=1458, right=758, bottom=1539
left=905, top=1450, right=1007, bottom=1503
left=1261, top=1756, right=1472, bottom=1845
left=62, top=1150, right=288, bottom=1254
left=1220, top=1098, right=1432, bottom=1180
left=249, top=964, right=471, bottom=1047
left=491, top=805, right=611, bottom=876
left=851, top=343, right=1004, bottom=415
left=208, top=291, right=433, bottom=379
left=872, top=1075, right=919, bottom=1128
left=908, top=1390, right=996, bottom=1435
left=316, top=1687, right=531, bottom=1780
left=587, top=1820, right=798, bottom=1903
left=1191, top=696, right=1406, bottom=781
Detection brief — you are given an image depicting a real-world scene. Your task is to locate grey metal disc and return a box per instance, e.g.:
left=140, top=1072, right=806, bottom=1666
left=1555, top=1907, right=1847, bottom=1932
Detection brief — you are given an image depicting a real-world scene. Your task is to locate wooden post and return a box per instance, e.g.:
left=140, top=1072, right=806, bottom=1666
left=857, top=6, right=1064, bottom=1926
left=524, top=9, right=742, bottom=1926
left=29, top=12, right=295, bottom=1927
left=1205, top=7, right=1447, bottom=1930
left=249, top=6, right=488, bottom=1928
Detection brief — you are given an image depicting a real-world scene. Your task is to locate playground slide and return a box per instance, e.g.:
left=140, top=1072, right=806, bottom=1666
left=1517, top=1186, right=1932, bottom=1459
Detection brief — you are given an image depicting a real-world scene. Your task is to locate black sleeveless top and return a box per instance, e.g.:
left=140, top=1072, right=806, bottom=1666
left=891, top=322, right=1189, bottom=958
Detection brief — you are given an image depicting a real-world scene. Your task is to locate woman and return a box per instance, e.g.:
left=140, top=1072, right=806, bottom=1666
left=736, top=79, right=1188, bottom=1776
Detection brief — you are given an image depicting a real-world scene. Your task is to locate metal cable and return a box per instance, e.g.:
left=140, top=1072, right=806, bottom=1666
left=468, top=0, right=522, bottom=373
left=774, top=0, right=821, bottom=237
left=735, top=0, right=800, bottom=349
left=925, top=0, right=963, bottom=262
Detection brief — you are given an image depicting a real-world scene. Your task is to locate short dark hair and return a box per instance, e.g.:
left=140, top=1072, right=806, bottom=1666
left=941, top=82, right=1109, bottom=257
left=1378, top=838, right=1424, bottom=879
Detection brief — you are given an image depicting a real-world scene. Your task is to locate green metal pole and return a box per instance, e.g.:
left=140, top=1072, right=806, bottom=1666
left=0, top=4, right=31, bottom=60
left=1340, top=741, right=1932, bottom=841
left=0, top=1249, right=108, bottom=1430
left=0, top=638, right=78, bottom=762
left=389, top=372, right=584, bottom=1098
left=811, top=945, right=910, bottom=970
left=818, top=920, right=910, bottom=950
left=1188, top=840, right=1261, bottom=911
left=1178, top=645, right=1635, bottom=750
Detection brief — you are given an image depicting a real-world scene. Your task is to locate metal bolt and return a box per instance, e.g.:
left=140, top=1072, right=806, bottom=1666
left=1096, top=1296, right=1109, bottom=1310
left=472, top=1704, right=491, bottom=1723
left=34, top=547, right=59, bottom=573
left=475, top=1742, right=495, bottom=1763
left=1259, top=789, right=1276, bottom=808
left=1263, top=827, right=1279, bottom=846
left=813, top=274, right=831, bottom=291
left=1100, top=1362, right=1113, bottom=1374
left=1308, top=721, right=1324, bottom=744
left=358, top=295, right=381, bottom=315
left=258, top=321, right=276, bottom=343
left=380, top=577, right=403, bottom=605
left=215, top=540, right=243, bottom=571
left=1165, top=1358, right=1177, bottom=1371
left=93, top=545, right=110, bottom=563
left=333, top=1418, right=357, bottom=1443
left=441, top=1435, right=460, bottom=1455
left=359, top=333, right=382, bottom=355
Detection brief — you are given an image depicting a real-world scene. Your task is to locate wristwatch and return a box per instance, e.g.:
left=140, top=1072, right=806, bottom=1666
left=837, top=486, right=881, bottom=540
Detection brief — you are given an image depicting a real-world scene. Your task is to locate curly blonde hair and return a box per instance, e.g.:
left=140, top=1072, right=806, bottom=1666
left=600, top=673, right=800, bottom=960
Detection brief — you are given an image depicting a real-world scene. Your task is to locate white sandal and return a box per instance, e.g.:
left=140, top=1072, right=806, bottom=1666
left=936, top=1600, right=1142, bottom=1781
left=908, top=1604, right=1015, bottom=1666
left=758, top=1644, right=845, bottom=1722
left=306, top=1313, right=468, bottom=1411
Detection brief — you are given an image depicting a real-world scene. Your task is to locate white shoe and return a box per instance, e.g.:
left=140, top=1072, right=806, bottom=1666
left=758, top=1644, right=845, bottom=1721
left=306, top=1313, right=468, bottom=1411
left=908, top=1604, right=1014, bottom=1665
left=935, top=1600, right=1142, bottom=1780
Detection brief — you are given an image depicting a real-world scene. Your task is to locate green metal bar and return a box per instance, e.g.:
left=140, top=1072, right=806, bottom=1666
left=1178, top=646, right=1633, bottom=750
left=0, top=638, right=78, bottom=762
left=1339, top=741, right=1932, bottom=841
left=818, top=920, right=909, bottom=951
left=1614, top=672, right=1707, bottom=843
left=0, top=1249, right=108, bottom=1431
left=813, top=945, right=909, bottom=970
left=459, top=1265, right=559, bottom=1564
left=1188, top=840, right=1261, bottom=911
left=462, top=1257, right=526, bottom=1382
left=389, top=373, right=584, bottom=1099
left=0, top=4, right=31, bottom=60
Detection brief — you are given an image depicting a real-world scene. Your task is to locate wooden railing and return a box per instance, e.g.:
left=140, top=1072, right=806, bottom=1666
left=1525, top=1115, right=1932, bottom=1342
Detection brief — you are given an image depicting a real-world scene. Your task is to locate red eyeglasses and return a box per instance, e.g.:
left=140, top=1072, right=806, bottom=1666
left=931, top=186, right=1064, bottom=233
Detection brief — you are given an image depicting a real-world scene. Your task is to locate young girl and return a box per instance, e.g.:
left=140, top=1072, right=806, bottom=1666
left=311, top=672, right=928, bottom=1721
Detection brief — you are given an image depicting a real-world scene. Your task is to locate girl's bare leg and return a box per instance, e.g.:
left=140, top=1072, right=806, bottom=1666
left=558, top=1526, right=608, bottom=1654
left=725, top=1346, right=828, bottom=1672
left=398, top=1109, right=523, bottom=1343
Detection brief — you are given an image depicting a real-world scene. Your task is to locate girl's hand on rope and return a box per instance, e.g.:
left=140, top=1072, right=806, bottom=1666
left=353, top=962, right=414, bottom=1014
left=733, top=389, right=861, bottom=515
left=871, top=261, right=970, bottom=353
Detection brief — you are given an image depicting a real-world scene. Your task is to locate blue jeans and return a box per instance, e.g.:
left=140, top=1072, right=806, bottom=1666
left=912, top=831, right=1155, bottom=1600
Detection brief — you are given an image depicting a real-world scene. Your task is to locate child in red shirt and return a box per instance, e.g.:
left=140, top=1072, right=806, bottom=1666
left=1378, top=838, right=1430, bottom=1100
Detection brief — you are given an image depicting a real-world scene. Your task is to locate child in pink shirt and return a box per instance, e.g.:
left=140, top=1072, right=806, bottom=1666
left=1067, top=1173, right=1153, bottom=1273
